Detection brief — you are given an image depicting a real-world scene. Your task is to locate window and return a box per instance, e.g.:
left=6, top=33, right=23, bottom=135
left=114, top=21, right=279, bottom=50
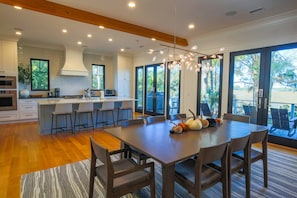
left=92, top=64, right=105, bottom=90
left=30, top=59, right=49, bottom=91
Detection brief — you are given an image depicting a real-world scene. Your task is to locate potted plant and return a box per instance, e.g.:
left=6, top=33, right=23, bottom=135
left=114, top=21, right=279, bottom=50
left=18, top=63, right=31, bottom=98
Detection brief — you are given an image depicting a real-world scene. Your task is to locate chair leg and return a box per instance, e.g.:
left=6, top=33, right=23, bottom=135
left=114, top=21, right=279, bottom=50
left=51, top=114, right=54, bottom=135
left=69, top=114, right=73, bottom=134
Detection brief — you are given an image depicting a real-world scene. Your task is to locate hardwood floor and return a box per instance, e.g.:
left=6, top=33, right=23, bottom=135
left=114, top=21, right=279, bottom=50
left=0, top=121, right=121, bottom=198
left=0, top=121, right=296, bottom=198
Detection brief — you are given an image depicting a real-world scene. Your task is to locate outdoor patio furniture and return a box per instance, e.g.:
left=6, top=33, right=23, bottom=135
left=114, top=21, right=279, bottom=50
left=200, top=103, right=213, bottom=117
left=270, top=108, right=297, bottom=137
left=243, top=105, right=257, bottom=124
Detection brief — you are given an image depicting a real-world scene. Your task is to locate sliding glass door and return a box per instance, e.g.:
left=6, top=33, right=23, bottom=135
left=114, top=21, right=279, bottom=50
left=144, top=64, right=165, bottom=115
left=229, top=43, right=297, bottom=148
left=135, top=66, right=144, bottom=112
left=197, top=56, right=223, bottom=118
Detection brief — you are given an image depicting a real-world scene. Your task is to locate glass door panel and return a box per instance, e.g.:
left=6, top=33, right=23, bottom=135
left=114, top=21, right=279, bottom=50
left=230, top=52, right=260, bottom=123
left=198, top=57, right=223, bottom=118
left=268, top=47, right=297, bottom=141
left=155, top=66, right=165, bottom=114
left=145, top=64, right=165, bottom=115
left=167, top=67, right=181, bottom=116
left=135, top=66, right=143, bottom=112
left=229, top=43, right=297, bottom=148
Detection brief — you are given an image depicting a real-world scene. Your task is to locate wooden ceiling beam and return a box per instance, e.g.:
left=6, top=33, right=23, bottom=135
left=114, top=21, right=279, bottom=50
left=0, top=0, right=188, bottom=46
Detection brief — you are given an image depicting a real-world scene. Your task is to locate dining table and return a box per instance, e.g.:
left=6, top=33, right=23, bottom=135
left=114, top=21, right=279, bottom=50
left=104, top=119, right=267, bottom=198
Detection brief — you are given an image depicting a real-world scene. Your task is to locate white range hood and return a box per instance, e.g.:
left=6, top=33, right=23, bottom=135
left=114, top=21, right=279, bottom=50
left=60, top=45, right=88, bottom=76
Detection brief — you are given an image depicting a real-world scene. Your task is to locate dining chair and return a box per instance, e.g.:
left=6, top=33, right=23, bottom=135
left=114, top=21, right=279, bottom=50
left=89, top=136, right=155, bottom=198
left=223, top=113, right=250, bottom=123
left=233, top=129, right=268, bottom=188
left=121, top=119, right=149, bottom=164
left=146, top=115, right=166, bottom=124
left=169, top=113, right=187, bottom=121
left=209, top=135, right=250, bottom=198
left=174, top=142, right=229, bottom=198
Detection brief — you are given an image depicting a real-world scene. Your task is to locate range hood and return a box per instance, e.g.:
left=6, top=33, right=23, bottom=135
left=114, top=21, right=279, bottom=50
left=60, top=45, right=88, bottom=76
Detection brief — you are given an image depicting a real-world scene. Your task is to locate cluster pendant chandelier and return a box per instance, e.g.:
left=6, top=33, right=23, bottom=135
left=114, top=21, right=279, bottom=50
left=150, top=0, right=223, bottom=72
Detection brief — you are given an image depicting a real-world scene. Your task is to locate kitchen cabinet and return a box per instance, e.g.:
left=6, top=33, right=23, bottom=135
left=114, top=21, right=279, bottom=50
left=18, top=99, right=39, bottom=120
left=0, top=110, right=18, bottom=121
left=0, top=40, right=18, bottom=75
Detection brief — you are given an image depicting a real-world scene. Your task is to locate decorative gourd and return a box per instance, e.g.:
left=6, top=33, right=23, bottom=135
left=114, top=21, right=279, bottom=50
left=185, top=109, right=202, bottom=130
left=200, top=119, right=209, bottom=128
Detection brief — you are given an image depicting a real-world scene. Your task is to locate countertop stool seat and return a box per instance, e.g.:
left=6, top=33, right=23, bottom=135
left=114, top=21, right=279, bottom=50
left=116, top=101, right=133, bottom=125
left=74, top=102, right=94, bottom=132
left=96, top=101, right=115, bottom=128
left=51, top=103, right=73, bottom=135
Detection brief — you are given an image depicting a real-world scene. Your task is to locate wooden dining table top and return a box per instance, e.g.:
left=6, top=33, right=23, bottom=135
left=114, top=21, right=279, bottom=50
left=105, top=119, right=267, bottom=166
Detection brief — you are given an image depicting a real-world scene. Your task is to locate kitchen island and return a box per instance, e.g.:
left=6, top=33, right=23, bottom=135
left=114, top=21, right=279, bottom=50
left=38, top=97, right=135, bottom=134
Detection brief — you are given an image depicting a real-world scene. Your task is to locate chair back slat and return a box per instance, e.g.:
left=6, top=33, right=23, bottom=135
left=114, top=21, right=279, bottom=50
left=250, top=129, right=268, bottom=144
left=223, top=113, right=250, bottom=123
left=230, top=135, right=249, bottom=153
left=199, top=142, right=229, bottom=164
left=77, top=102, right=93, bottom=112
left=90, top=136, right=113, bottom=177
left=146, top=115, right=166, bottom=124
left=54, top=103, right=73, bottom=114
left=121, top=119, right=145, bottom=127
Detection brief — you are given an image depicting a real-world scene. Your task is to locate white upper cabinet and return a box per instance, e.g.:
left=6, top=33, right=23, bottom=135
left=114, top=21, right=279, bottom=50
left=0, top=40, right=18, bottom=76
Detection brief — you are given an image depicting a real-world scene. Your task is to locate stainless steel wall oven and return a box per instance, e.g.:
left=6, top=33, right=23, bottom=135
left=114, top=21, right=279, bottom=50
left=0, top=76, right=17, bottom=89
left=0, top=90, right=17, bottom=111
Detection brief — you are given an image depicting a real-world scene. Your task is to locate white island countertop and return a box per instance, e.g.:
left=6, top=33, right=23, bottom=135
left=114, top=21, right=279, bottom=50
left=38, top=97, right=136, bottom=105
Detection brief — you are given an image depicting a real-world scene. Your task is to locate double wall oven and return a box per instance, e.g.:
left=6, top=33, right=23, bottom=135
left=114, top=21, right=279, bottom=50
left=0, top=76, right=17, bottom=111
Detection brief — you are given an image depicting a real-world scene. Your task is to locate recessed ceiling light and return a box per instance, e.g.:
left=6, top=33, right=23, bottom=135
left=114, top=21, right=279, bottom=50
left=14, top=6, right=22, bottom=10
left=15, top=31, right=22, bottom=36
left=191, top=45, right=198, bottom=50
left=87, top=34, right=92, bottom=38
left=121, top=48, right=125, bottom=52
left=77, top=41, right=82, bottom=45
left=188, top=24, right=195, bottom=29
left=151, top=38, right=156, bottom=41
left=98, top=25, right=104, bottom=29
left=108, top=38, right=113, bottom=42
left=128, top=2, right=136, bottom=8
left=62, top=29, right=67, bottom=33
left=219, top=47, right=225, bottom=52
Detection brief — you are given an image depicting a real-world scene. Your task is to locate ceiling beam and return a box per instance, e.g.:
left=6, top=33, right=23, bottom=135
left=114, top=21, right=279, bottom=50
left=0, top=0, right=189, bottom=46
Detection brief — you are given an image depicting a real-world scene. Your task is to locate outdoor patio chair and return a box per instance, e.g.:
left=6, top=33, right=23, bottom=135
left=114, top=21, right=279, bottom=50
left=243, top=105, right=257, bottom=124
left=270, top=108, right=297, bottom=137
left=200, top=103, right=213, bottom=117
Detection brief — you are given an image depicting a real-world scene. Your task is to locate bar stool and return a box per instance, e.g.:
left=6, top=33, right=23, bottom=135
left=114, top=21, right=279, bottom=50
left=51, top=103, right=73, bottom=135
left=96, top=101, right=115, bottom=128
left=74, top=102, right=94, bottom=132
left=117, top=101, right=133, bottom=125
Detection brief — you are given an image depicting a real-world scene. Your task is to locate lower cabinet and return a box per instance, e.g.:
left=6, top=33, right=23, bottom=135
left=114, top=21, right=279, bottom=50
left=19, top=99, right=38, bottom=120
left=0, top=111, right=18, bottom=121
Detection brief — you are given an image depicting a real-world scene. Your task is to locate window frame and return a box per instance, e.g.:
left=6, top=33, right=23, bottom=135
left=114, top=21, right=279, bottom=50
left=91, top=64, right=105, bottom=90
left=30, top=58, right=50, bottom=91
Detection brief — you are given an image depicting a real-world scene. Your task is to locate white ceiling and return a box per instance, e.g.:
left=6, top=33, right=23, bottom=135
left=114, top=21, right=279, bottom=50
left=0, top=0, right=297, bottom=55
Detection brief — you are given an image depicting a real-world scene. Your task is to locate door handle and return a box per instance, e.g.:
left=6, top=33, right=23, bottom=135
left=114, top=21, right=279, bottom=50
left=264, top=98, right=268, bottom=109
left=258, top=98, right=262, bottom=109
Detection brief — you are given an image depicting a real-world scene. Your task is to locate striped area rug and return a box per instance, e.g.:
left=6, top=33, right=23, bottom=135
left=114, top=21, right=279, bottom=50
left=21, top=149, right=297, bottom=198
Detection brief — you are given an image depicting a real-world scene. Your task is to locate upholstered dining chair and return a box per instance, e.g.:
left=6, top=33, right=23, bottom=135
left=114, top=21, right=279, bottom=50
left=121, top=119, right=149, bottom=164
left=169, top=113, right=187, bottom=121
left=146, top=115, right=166, bottom=124
left=174, top=142, right=229, bottom=198
left=223, top=113, right=250, bottom=123
left=209, top=135, right=251, bottom=198
left=233, top=129, right=268, bottom=188
left=89, top=136, right=155, bottom=198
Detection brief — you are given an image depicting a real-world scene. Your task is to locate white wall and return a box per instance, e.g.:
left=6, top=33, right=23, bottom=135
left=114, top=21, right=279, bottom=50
left=134, top=10, right=297, bottom=116
left=18, top=45, right=114, bottom=96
